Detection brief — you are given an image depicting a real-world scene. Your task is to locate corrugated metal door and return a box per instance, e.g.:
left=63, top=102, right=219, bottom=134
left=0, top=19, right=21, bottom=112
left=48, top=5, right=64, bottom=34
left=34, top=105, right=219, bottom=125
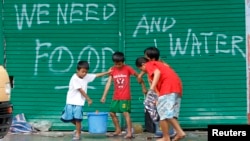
left=3, top=0, right=120, bottom=130
left=124, top=0, right=246, bottom=128
left=3, top=0, right=247, bottom=130
left=0, top=1, right=3, bottom=65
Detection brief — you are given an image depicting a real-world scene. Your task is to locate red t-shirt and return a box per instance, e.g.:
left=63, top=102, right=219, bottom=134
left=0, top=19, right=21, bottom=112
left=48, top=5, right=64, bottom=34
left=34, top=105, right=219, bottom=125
left=110, top=65, right=136, bottom=100
left=145, top=61, right=182, bottom=97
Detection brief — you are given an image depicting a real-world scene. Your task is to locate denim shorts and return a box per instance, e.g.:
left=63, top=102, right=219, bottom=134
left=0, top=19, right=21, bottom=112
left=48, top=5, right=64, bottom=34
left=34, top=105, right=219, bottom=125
left=60, top=104, right=83, bottom=122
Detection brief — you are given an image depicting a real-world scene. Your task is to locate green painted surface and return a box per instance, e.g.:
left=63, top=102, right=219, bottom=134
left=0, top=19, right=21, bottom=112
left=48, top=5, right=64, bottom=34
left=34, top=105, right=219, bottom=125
left=2, top=0, right=247, bottom=130
left=124, top=0, right=247, bottom=128
left=0, top=1, right=3, bottom=65
left=3, top=0, right=121, bottom=131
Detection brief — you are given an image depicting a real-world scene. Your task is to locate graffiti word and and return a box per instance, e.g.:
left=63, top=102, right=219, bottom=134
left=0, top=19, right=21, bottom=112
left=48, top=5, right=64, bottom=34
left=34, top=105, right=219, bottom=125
left=133, top=15, right=245, bottom=58
left=133, top=15, right=176, bottom=37
left=15, top=3, right=116, bottom=30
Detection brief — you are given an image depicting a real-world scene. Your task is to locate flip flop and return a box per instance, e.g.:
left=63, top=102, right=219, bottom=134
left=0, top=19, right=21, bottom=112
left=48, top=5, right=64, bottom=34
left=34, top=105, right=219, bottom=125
left=146, top=135, right=161, bottom=140
left=72, top=135, right=81, bottom=141
left=106, top=132, right=123, bottom=137
left=170, top=132, right=177, bottom=139
left=124, top=135, right=135, bottom=139
left=171, top=135, right=186, bottom=141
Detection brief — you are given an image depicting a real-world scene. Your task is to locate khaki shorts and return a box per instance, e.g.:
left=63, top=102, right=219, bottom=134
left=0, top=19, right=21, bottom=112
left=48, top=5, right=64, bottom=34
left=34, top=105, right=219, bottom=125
left=109, top=100, right=131, bottom=113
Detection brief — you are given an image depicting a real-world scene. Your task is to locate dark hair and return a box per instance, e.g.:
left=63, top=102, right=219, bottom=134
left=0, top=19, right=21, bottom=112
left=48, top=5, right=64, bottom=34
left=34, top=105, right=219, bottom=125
left=144, top=47, right=160, bottom=60
left=77, top=61, right=89, bottom=70
left=112, top=51, right=125, bottom=62
left=135, top=57, right=149, bottom=67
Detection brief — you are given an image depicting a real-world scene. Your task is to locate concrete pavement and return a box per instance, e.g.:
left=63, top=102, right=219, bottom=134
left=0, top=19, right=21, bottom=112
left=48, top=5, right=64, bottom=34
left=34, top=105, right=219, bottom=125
left=1, top=130, right=207, bottom=141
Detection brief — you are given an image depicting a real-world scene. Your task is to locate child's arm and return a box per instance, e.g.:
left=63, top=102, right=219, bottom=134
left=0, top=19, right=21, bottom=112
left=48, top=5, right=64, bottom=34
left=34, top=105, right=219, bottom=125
left=100, top=75, right=112, bottom=103
left=78, top=88, right=92, bottom=105
left=134, top=72, right=147, bottom=94
left=136, top=71, right=145, bottom=84
left=140, top=80, right=147, bottom=94
left=150, top=69, right=160, bottom=90
left=95, top=68, right=112, bottom=78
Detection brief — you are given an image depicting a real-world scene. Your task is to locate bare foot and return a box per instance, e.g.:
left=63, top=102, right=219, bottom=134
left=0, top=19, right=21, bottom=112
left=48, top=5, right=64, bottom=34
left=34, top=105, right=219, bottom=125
left=156, top=138, right=164, bottom=141
left=124, top=134, right=135, bottom=139
left=172, top=133, right=186, bottom=141
left=156, top=137, right=171, bottom=141
left=106, top=131, right=122, bottom=137
left=113, top=130, right=122, bottom=135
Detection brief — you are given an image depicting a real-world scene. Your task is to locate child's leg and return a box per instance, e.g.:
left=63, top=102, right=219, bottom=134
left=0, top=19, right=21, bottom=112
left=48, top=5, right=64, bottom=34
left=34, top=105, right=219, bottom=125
left=74, top=121, right=81, bottom=138
left=71, top=121, right=76, bottom=125
left=123, top=112, right=132, bottom=137
left=110, top=112, right=122, bottom=134
left=156, top=94, right=185, bottom=141
left=156, top=119, right=171, bottom=141
left=168, top=118, right=186, bottom=141
left=72, top=105, right=83, bottom=140
left=169, top=94, right=186, bottom=141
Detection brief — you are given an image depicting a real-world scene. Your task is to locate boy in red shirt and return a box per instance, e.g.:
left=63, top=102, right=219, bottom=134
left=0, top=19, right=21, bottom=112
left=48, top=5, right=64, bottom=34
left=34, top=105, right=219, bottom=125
left=135, top=57, right=186, bottom=141
left=100, top=51, right=146, bottom=139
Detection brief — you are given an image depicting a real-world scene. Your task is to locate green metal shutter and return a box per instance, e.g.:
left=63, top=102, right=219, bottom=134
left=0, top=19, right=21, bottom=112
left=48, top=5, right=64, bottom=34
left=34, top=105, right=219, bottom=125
left=3, top=0, right=247, bottom=130
left=3, top=0, right=120, bottom=130
left=0, top=1, right=3, bottom=65
left=125, top=0, right=246, bottom=128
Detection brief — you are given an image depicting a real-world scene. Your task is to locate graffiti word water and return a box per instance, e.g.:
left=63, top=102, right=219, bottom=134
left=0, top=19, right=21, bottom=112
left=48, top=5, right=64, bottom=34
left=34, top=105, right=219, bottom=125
left=133, top=15, right=245, bottom=58
left=168, top=29, right=244, bottom=57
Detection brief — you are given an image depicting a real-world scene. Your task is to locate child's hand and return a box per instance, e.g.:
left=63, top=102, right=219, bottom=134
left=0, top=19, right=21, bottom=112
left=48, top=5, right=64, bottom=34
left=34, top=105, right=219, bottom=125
left=137, top=77, right=143, bottom=84
left=87, top=98, right=93, bottom=106
left=142, top=88, right=147, bottom=94
left=108, top=68, right=113, bottom=74
left=100, top=96, right=106, bottom=103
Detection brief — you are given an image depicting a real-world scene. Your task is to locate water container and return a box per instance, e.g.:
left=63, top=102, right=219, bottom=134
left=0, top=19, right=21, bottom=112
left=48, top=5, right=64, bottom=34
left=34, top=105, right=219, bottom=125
left=87, top=112, right=108, bottom=134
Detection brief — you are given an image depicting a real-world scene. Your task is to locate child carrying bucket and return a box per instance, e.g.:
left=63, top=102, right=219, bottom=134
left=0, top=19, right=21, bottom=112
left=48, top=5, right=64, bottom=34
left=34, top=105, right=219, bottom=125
left=100, top=51, right=147, bottom=139
left=60, top=61, right=111, bottom=141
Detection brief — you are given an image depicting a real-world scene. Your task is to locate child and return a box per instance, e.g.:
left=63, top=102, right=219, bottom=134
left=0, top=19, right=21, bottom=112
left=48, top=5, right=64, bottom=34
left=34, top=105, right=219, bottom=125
left=100, top=51, right=146, bottom=139
left=137, top=47, right=169, bottom=81
left=135, top=57, right=186, bottom=141
left=61, top=60, right=110, bottom=140
left=138, top=47, right=176, bottom=138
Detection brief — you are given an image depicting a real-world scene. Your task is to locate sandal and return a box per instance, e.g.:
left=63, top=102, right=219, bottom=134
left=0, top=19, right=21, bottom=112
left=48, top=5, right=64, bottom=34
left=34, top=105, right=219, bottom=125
left=170, top=132, right=177, bottom=139
left=171, top=135, right=186, bottom=141
left=106, top=132, right=123, bottom=137
left=124, top=135, right=135, bottom=139
left=72, top=135, right=81, bottom=141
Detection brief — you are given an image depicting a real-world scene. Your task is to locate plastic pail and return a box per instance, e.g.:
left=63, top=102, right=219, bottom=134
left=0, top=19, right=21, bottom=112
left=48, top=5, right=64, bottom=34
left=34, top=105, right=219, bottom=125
left=87, top=112, right=108, bottom=134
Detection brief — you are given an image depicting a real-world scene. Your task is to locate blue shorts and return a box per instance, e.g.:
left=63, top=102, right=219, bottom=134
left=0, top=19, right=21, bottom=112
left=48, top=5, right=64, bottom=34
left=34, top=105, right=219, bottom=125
left=61, top=104, right=83, bottom=122
left=156, top=93, right=181, bottom=120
